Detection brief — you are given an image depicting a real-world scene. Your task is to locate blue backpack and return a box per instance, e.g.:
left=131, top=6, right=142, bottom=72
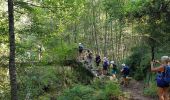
left=163, top=65, right=170, bottom=83
left=123, top=66, right=130, bottom=75
left=156, top=72, right=168, bottom=87
left=79, top=45, right=83, bottom=50
left=103, top=61, right=109, bottom=67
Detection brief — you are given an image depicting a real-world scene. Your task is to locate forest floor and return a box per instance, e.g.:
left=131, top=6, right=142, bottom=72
left=122, top=80, right=157, bottom=100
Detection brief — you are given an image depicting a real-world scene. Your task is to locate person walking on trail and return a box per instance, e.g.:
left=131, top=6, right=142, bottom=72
left=121, top=63, right=130, bottom=87
left=95, top=54, right=101, bottom=67
left=151, top=56, right=170, bottom=100
left=78, top=43, right=84, bottom=60
left=103, top=57, right=109, bottom=75
left=110, top=61, right=117, bottom=79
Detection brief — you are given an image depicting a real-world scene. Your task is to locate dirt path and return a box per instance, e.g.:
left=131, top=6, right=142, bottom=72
left=122, top=80, right=157, bottom=100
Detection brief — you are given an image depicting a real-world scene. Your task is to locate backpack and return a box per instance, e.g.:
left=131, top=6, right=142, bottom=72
left=103, top=61, right=109, bottom=67
left=96, top=56, right=101, bottom=63
left=156, top=72, right=169, bottom=87
left=123, top=66, right=129, bottom=75
left=112, top=64, right=117, bottom=68
left=79, top=45, right=83, bottom=50
left=163, top=65, right=170, bottom=83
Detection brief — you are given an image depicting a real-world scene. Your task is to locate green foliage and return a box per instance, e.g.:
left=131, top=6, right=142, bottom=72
left=126, top=45, right=150, bottom=80
left=16, top=59, right=95, bottom=99
left=3, top=0, right=170, bottom=99
left=94, top=80, right=122, bottom=99
left=143, top=81, right=157, bottom=97
left=0, top=68, right=10, bottom=100
left=17, top=65, right=60, bottom=99
left=58, top=85, right=95, bottom=100
left=103, top=0, right=126, bottom=19
left=58, top=79, right=122, bottom=100
left=43, top=39, right=77, bottom=64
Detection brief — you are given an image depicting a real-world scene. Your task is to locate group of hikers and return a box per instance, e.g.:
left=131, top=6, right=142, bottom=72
left=79, top=43, right=170, bottom=100
left=78, top=43, right=130, bottom=87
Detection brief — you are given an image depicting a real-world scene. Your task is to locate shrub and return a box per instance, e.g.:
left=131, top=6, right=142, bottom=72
left=58, top=80, right=123, bottom=100
left=58, top=85, right=95, bottom=100
left=143, top=81, right=157, bottom=97
left=104, top=81, right=122, bottom=99
left=17, top=65, right=62, bottom=99
left=125, top=45, right=150, bottom=80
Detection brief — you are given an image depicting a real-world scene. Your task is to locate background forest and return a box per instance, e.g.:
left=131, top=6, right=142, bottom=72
left=1, top=0, right=170, bottom=99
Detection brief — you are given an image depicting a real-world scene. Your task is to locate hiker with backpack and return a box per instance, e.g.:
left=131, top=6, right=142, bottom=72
left=151, top=56, right=170, bottom=100
left=103, top=57, right=109, bottom=75
left=78, top=43, right=84, bottom=60
left=121, top=63, right=130, bottom=87
left=110, top=61, right=118, bottom=79
left=95, top=54, right=101, bottom=67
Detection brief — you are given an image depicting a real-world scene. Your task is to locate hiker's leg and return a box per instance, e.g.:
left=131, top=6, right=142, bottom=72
left=104, top=70, right=106, bottom=75
left=96, top=63, right=99, bottom=67
left=79, top=50, right=83, bottom=60
left=79, top=52, right=81, bottom=60
left=112, top=74, right=116, bottom=79
left=102, top=69, right=104, bottom=75
left=163, top=87, right=169, bottom=100
left=122, top=75, right=126, bottom=86
left=157, top=87, right=164, bottom=100
left=125, top=78, right=128, bottom=87
left=106, top=69, right=108, bottom=75
left=120, top=77, right=124, bottom=85
left=123, top=77, right=126, bottom=85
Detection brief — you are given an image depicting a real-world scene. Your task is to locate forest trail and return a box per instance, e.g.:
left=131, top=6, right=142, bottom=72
left=79, top=54, right=156, bottom=100
left=123, top=80, right=156, bottom=100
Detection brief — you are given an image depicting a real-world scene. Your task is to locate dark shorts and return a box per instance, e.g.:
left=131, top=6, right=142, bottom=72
left=79, top=49, right=83, bottom=53
left=156, top=79, right=169, bottom=88
left=112, top=70, right=116, bottom=74
left=123, top=74, right=128, bottom=78
left=103, top=66, right=108, bottom=70
left=96, top=63, right=100, bottom=66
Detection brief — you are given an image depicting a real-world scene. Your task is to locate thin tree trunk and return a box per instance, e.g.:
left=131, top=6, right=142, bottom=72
left=74, top=21, right=77, bottom=43
left=110, top=21, right=115, bottom=60
left=8, top=0, right=18, bottom=99
left=90, top=5, right=95, bottom=51
left=104, top=12, right=108, bottom=57
left=92, top=0, right=99, bottom=54
left=148, top=38, right=155, bottom=86
left=115, top=20, right=119, bottom=61
left=117, top=19, right=123, bottom=61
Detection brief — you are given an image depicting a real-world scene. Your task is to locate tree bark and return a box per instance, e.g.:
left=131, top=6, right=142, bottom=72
left=104, top=12, right=108, bottom=57
left=151, top=46, right=155, bottom=61
left=92, top=0, right=99, bottom=54
left=8, top=0, right=18, bottom=99
left=110, top=21, right=115, bottom=60
left=74, top=21, right=77, bottom=43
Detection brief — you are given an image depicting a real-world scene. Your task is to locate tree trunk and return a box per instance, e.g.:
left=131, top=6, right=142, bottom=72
left=151, top=46, right=155, bottom=61
left=8, top=0, right=18, bottom=99
left=148, top=38, right=155, bottom=86
left=110, top=21, right=115, bottom=60
left=104, top=12, right=108, bottom=57
left=92, top=0, right=99, bottom=54
left=74, top=21, right=77, bottom=43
